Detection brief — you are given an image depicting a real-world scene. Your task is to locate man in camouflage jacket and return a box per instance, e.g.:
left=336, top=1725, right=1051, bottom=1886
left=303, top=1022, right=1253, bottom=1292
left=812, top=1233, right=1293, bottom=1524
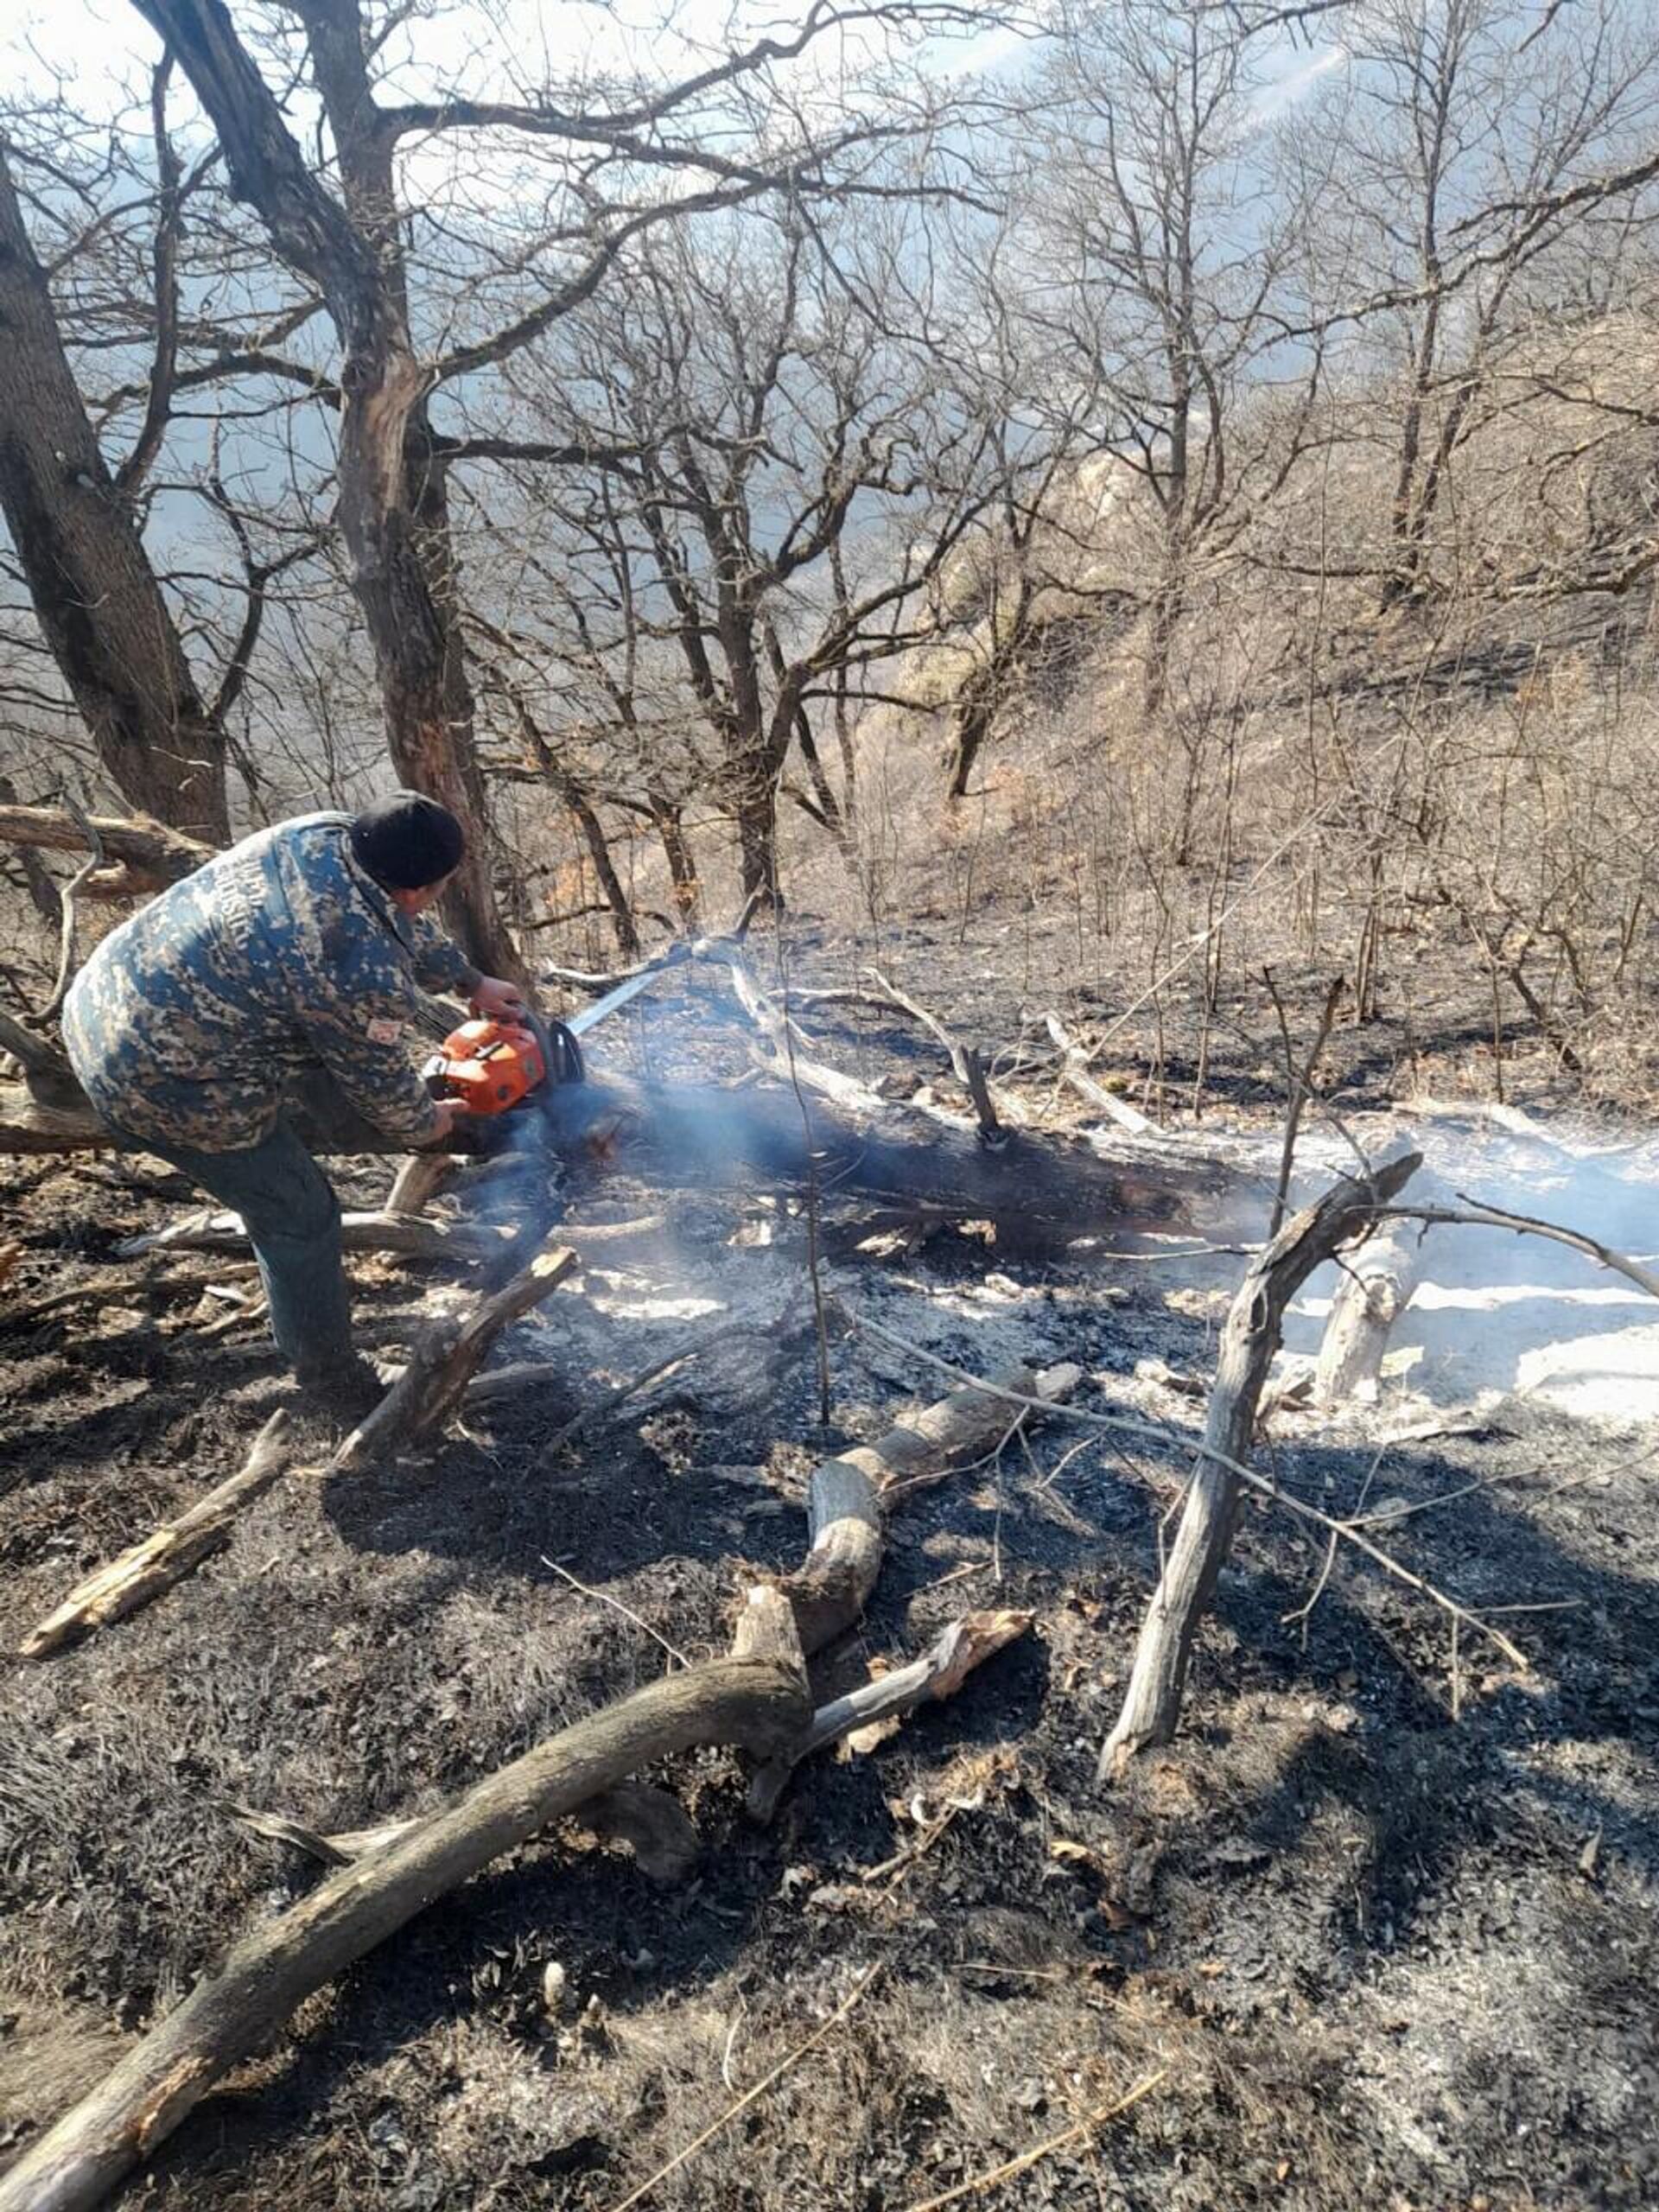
left=63, top=792, right=524, bottom=1410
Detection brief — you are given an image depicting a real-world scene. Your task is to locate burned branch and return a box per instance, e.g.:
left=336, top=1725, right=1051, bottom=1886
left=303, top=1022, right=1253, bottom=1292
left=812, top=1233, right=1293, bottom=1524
left=1099, top=1147, right=1423, bottom=1775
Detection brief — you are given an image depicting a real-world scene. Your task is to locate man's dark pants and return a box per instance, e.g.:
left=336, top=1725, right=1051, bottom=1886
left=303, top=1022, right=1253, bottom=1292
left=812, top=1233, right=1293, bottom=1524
left=111, top=1118, right=353, bottom=1379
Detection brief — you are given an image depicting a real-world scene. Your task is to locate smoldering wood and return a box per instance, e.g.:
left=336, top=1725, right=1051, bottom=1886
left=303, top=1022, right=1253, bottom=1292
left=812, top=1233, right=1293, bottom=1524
left=543, top=1071, right=1233, bottom=1240
left=536, top=1307, right=810, bottom=1462
left=0, top=1656, right=810, bottom=2212
left=1097, top=1146, right=1422, bottom=1779
left=1, top=1068, right=1230, bottom=1241
left=332, top=1237, right=578, bottom=1472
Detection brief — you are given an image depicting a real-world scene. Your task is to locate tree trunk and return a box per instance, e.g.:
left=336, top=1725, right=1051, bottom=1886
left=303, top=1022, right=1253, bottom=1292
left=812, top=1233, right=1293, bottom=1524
left=734, top=779, right=779, bottom=903
left=0, top=151, right=229, bottom=841
left=133, top=0, right=518, bottom=980
left=1313, top=1217, right=1429, bottom=1408
left=650, top=797, right=702, bottom=930
left=0, top=802, right=212, bottom=892
left=1098, top=1146, right=1421, bottom=1777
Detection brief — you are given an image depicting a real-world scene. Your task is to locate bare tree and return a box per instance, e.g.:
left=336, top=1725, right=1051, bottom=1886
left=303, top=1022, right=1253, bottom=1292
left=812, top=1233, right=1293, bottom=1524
left=480, top=197, right=1012, bottom=902
left=124, top=0, right=993, bottom=968
left=1035, top=0, right=1331, bottom=715
left=0, top=126, right=232, bottom=839
left=1311, top=0, right=1659, bottom=607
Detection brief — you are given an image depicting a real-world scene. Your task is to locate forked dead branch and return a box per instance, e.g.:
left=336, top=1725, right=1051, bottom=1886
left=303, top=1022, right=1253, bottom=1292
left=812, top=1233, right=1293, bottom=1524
left=0, top=1346, right=1074, bottom=2212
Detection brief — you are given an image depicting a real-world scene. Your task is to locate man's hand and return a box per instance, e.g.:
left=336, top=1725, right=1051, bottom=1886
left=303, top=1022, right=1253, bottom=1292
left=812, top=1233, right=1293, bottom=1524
left=471, top=975, right=527, bottom=1021
left=422, top=1097, right=469, bottom=1148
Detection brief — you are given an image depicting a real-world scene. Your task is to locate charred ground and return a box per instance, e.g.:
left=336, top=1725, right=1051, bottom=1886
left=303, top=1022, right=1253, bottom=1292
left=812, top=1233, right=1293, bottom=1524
left=2, top=950, right=1656, bottom=2212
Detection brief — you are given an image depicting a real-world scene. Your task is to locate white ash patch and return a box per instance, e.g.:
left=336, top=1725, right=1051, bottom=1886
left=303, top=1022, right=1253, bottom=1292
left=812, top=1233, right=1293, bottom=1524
left=1166, top=1108, right=1659, bottom=1425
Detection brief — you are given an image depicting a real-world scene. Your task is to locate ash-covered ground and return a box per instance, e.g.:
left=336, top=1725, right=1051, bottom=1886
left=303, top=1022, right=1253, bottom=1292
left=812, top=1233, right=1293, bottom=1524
left=2, top=956, right=1656, bottom=2211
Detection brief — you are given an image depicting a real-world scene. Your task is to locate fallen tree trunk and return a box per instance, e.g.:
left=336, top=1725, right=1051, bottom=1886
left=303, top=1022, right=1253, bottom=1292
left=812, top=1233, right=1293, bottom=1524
left=0, top=1657, right=809, bottom=2212
left=0, top=801, right=213, bottom=893
left=545, top=1074, right=1233, bottom=1240
left=0, top=1071, right=1230, bottom=1236
left=1097, top=1146, right=1421, bottom=1777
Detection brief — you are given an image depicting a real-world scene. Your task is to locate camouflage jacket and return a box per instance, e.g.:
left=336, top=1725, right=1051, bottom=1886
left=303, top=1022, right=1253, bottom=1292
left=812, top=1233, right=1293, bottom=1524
left=62, top=812, right=479, bottom=1153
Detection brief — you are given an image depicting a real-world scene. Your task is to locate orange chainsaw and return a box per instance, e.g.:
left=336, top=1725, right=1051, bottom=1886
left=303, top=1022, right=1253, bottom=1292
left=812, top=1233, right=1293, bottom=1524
left=422, top=944, right=694, bottom=1142
left=423, top=1010, right=582, bottom=1124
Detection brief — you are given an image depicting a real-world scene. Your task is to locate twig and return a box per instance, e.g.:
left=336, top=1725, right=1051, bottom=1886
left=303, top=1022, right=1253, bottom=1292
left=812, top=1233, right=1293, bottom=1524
left=1263, top=969, right=1344, bottom=1236
left=602, top=1965, right=883, bottom=2212
left=867, top=968, right=1003, bottom=1143
left=30, top=791, right=105, bottom=1027
left=1041, top=1012, right=1156, bottom=1136
left=907, top=2069, right=1168, bottom=2212
left=1281, top=1443, right=1385, bottom=1638
left=539, top=1555, right=690, bottom=1669
left=1382, top=1198, right=1659, bottom=1301
left=846, top=1309, right=1529, bottom=1671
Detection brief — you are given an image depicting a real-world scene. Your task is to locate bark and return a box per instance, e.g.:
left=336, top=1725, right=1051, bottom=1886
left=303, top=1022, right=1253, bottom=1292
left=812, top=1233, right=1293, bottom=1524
left=1098, top=1146, right=1421, bottom=1777
left=1313, top=1218, right=1429, bottom=1408
left=132, top=0, right=518, bottom=977
left=0, top=152, right=229, bottom=840
left=0, top=1656, right=808, bottom=2212
left=781, top=1362, right=1063, bottom=1655
left=735, top=778, right=781, bottom=905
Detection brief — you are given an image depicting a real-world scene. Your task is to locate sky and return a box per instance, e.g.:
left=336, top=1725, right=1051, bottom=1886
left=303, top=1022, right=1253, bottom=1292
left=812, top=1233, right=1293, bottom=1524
left=7, top=0, right=1042, bottom=115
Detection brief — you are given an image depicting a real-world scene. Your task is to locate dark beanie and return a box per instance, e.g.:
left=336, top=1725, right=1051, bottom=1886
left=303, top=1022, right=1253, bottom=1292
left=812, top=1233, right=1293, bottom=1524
left=349, top=791, right=465, bottom=890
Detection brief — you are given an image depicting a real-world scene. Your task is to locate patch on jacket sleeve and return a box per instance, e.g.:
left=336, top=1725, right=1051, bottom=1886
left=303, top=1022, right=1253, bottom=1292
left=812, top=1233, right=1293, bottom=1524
left=366, top=1016, right=404, bottom=1044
